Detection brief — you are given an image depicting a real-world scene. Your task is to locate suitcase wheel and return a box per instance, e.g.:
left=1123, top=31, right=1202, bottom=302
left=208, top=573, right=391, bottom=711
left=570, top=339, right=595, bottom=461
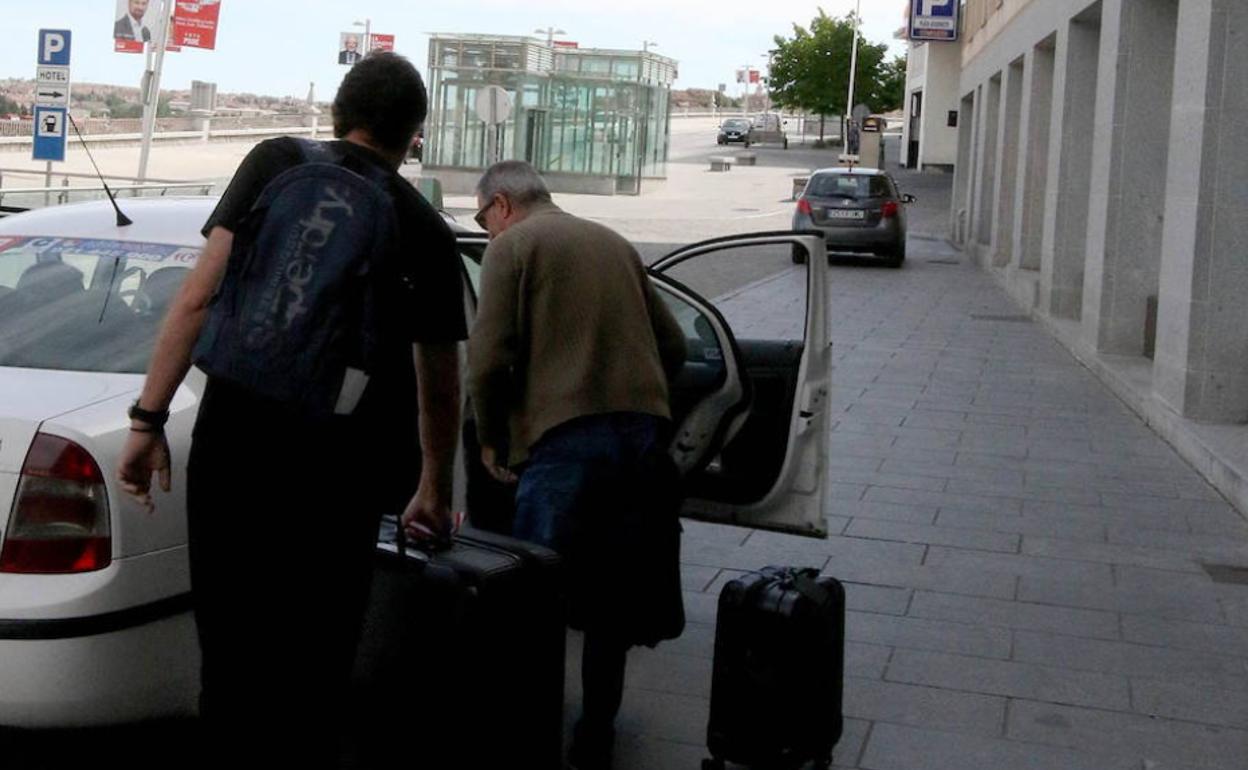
left=701, top=759, right=725, bottom=770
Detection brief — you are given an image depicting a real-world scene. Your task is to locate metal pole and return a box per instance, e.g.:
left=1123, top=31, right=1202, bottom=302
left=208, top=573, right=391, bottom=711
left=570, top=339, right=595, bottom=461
left=845, top=0, right=862, bottom=139
left=137, top=0, right=173, bottom=183
left=364, top=19, right=371, bottom=55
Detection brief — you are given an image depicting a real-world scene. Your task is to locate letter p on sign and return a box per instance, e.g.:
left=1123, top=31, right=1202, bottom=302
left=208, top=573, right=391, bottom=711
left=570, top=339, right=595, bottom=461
left=921, top=0, right=952, bottom=15
left=38, top=29, right=72, bottom=66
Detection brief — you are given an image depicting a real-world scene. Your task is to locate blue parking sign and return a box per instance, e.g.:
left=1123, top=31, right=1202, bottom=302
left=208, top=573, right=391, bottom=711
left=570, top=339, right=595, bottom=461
left=33, top=106, right=67, bottom=162
left=38, top=29, right=72, bottom=66
left=911, top=0, right=959, bottom=42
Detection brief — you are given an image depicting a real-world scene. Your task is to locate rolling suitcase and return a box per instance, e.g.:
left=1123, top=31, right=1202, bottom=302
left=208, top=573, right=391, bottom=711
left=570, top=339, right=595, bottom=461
left=703, top=566, right=845, bottom=770
left=350, top=518, right=565, bottom=769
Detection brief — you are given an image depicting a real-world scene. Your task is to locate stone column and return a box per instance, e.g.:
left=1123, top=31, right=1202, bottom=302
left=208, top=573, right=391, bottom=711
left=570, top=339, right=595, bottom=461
left=1017, top=38, right=1055, bottom=272
left=1154, top=0, right=1248, bottom=421
left=993, top=58, right=1024, bottom=268
left=1082, top=0, right=1179, bottom=355
left=952, top=92, right=977, bottom=245
left=975, top=77, right=1001, bottom=254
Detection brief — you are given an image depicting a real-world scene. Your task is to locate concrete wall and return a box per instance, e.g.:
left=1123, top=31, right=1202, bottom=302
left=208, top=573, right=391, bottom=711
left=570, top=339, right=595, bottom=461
left=992, top=58, right=1025, bottom=267
left=425, top=166, right=619, bottom=196
left=902, top=41, right=962, bottom=171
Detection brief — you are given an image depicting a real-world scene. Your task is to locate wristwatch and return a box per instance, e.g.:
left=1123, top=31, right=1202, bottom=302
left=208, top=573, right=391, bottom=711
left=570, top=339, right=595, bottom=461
left=128, top=400, right=170, bottom=429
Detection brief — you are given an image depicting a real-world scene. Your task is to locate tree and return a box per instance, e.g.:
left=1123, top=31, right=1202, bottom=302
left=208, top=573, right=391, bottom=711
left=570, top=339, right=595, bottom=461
left=877, top=55, right=907, bottom=114
left=768, top=9, right=897, bottom=142
left=0, top=93, right=22, bottom=115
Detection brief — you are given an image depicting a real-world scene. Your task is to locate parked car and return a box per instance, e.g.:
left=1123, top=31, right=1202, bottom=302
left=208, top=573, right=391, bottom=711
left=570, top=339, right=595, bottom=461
left=791, top=166, right=915, bottom=267
left=0, top=198, right=831, bottom=727
left=717, top=118, right=752, bottom=146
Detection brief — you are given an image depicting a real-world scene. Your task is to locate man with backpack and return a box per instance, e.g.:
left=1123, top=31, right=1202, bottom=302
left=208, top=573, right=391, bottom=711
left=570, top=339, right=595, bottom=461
left=117, top=53, right=465, bottom=766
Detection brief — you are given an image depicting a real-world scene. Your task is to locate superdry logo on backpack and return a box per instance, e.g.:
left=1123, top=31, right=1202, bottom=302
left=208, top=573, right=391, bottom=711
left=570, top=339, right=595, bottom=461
left=193, top=140, right=399, bottom=417
left=246, top=185, right=356, bottom=350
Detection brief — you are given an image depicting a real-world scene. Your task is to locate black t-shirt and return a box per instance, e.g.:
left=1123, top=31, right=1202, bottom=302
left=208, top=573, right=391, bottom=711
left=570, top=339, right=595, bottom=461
left=200, top=137, right=467, bottom=454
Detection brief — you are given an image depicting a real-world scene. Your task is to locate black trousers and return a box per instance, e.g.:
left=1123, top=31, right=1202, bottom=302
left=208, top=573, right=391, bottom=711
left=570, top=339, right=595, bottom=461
left=186, top=383, right=390, bottom=768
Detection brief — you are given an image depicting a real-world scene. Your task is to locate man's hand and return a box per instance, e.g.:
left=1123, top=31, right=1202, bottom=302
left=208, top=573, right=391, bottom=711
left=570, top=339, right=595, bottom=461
left=480, top=444, right=517, bottom=485
left=400, top=483, right=453, bottom=542
left=117, top=430, right=172, bottom=513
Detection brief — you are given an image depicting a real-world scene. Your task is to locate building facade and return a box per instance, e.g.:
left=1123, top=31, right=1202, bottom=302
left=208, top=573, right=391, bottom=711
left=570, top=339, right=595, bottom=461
left=949, top=0, right=1248, bottom=509
left=424, top=33, right=677, bottom=195
left=900, top=36, right=962, bottom=171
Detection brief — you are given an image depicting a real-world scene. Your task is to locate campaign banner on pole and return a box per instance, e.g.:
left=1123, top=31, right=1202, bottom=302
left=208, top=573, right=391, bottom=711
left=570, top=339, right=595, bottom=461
left=113, top=0, right=153, bottom=53
left=369, top=34, right=395, bottom=53
left=910, top=0, right=959, bottom=42
left=338, top=32, right=363, bottom=65
left=748, top=69, right=760, bottom=84
left=172, top=0, right=222, bottom=49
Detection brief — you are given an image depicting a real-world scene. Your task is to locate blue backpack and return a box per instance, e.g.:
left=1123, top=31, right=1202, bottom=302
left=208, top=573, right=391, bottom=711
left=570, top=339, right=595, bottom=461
left=193, top=139, right=398, bottom=417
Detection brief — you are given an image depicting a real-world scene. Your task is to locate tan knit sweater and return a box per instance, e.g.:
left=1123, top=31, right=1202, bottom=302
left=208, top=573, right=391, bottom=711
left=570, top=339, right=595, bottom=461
left=468, top=203, right=686, bottom=463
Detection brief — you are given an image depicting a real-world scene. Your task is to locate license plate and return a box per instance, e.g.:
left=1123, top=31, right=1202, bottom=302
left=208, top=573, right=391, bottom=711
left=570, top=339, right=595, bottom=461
left=824, top=209, right=865, bottom=220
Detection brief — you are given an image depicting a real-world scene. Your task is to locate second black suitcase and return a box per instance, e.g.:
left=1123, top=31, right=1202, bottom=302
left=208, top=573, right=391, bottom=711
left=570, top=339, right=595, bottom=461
left=350, top=519, right=565, bottom=769
left=704, top=566, right=845, bottom=770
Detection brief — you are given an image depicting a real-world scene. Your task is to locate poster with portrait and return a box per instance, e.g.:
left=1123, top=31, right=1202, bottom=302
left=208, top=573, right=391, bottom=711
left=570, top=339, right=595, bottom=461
left=113, top=0, right=153, bottom=53
left=338, top=32, right=363, bottom=65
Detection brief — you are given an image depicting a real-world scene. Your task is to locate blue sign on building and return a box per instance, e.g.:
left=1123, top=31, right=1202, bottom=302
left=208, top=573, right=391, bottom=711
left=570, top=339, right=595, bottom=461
left=33, top=106, right=67, bottom=162
left=37, top=29, right=72, bottom=66
left=910, top=0, right=960, bottom=42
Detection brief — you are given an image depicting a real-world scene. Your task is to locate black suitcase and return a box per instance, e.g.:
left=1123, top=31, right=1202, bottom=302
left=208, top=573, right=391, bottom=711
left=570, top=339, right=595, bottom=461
left=349, top=518, right=565, bottom=769
left=703, top=566, right=845, bottom=770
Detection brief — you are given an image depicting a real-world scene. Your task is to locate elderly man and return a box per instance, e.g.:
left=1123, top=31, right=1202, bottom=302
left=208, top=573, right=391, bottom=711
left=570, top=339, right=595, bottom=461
left=468, top=160, right=686, bottom=770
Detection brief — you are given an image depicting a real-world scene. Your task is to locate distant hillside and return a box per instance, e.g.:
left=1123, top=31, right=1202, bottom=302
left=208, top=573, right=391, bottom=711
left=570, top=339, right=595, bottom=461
left=0, top=78, right=326, bottom=117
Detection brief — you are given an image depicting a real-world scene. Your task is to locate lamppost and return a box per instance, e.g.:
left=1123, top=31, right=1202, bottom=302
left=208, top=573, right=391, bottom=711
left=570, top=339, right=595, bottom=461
left=535, top=26, right=565, bottom=46
left=353, top=18, right=371, bottom=55
left=642, top=40, right=658, bottom=53
left=845, top=0, right=862, bottom=150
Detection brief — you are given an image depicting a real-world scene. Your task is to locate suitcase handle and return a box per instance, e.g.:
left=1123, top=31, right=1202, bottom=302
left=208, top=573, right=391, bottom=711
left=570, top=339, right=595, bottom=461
left=393, top=511, right=465, bottom=557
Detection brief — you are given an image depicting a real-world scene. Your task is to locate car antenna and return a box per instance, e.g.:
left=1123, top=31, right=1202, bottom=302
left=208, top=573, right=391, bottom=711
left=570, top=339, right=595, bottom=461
left=66, top=113, right=132, bottom=227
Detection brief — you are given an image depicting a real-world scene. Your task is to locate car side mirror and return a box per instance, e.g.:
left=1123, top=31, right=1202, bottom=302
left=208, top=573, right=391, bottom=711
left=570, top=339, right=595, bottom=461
left=901, top=194, right=916, bottom=204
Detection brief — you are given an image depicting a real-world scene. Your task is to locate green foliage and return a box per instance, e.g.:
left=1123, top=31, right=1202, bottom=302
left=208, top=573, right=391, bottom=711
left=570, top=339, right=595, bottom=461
left=103, top=92, right=172, bottom=119
left=769, top=8, right=899, bottom=117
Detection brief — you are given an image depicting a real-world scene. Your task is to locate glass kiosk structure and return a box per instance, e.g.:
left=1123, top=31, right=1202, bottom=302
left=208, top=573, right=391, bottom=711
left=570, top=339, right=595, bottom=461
left=424, top=34, right=677, bottom=195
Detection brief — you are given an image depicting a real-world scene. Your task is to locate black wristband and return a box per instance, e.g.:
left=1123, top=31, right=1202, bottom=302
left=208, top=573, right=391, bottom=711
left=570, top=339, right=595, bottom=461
left=129, top=425, right=162, bottom=435
left=128, top=401, right=170, bottom=429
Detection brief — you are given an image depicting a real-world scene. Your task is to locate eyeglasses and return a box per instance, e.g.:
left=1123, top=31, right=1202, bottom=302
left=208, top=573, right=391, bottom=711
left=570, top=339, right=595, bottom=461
left=473, top=196, right=497, bottom=230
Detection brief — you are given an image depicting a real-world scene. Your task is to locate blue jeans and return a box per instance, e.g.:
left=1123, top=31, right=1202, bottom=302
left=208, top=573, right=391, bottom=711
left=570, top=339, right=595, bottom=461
left=512, top=411, right=666, bottom=745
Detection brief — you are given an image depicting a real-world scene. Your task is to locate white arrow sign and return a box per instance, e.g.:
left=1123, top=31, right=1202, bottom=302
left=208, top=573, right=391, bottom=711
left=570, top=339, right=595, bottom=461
left=35, top=87, right=69, bottom=106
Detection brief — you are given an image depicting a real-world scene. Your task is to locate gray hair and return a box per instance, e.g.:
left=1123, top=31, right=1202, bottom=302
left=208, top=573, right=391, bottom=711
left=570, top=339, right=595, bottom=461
left=476, top=160, right=552, bottom=209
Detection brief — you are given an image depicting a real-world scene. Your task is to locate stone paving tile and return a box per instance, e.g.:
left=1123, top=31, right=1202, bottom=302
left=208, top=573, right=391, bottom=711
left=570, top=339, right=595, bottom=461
left=843, top=642, right=892, bottom=681
left=864, top=486, right=1025, bottom=515
left=1024, top=500, right=1189, bottom=533
left=844, top=677, right=1007, bottom=736
left=744, top=529, right=929, bottom=566
left=846, top=611, right=1012, bottom=659
left=907, top=591, right=1120, bottom=639
left=681, top=564, right=721, bottom=592
left=885, top=649, right=1131, bottom=710
left=1007, top=699, right=1248, bottom=770
left=860, top=722, right=1141, bottom=770
left=1120, top=614, right=1248, bottom=657
left=934, top=508, right=1109, bottom=542
left=1017, top=574, right=1227, bottom=624
left=945, top=478, right=1104, bottom=506
left=1021, top=536, right=1207, bottom=574
left=1012, top=630, right=1248, bottom=686
left=1225, top=596, right=1248, bottom=627
left=923, top=545, right=1115, bottom=584
left=880, top=457, right=1026, bottom=486
left=822, top=557, right=1018, bottom=600
left=1131, top=679, right=1248, bottom=730
left=626, top=645, right=714, bottom=699
left=827, top=468, right=950, bottom=492
left=828, top=498, right=939, bottom=526
left=846, top=518, right=1021, bottom=553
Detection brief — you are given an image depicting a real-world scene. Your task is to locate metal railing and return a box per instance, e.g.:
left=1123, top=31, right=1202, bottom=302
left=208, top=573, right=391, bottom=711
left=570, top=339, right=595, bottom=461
left=0, top=179, right=216, bottom=215
left=0, top=113, right=312, bottom=137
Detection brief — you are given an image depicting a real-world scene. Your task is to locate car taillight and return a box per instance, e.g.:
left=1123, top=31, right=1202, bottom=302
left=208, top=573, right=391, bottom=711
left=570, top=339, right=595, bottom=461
left=797, top=198, right=813, bottom=216
left=881, top=201, right=900, bottom=218
left=1, top=433, right=111, bottom=574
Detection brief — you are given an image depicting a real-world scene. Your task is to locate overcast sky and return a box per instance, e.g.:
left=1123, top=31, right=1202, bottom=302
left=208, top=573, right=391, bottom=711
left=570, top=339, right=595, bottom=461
left=4, top=1, right=911, bottom=99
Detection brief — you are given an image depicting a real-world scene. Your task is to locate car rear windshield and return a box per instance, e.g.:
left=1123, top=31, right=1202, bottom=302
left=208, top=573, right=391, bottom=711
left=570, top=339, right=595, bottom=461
left=722, top=120, right=749, bottom=129
left=807, top=174, right=894, bottom=200
left=0, top=236, right=199, bottom=373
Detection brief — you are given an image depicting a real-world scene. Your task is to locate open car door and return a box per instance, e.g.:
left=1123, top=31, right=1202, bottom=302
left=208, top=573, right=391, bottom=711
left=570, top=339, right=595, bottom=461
left=649, top=231, right=829, bottom=538
left=453, top=229, right=829, bottom=539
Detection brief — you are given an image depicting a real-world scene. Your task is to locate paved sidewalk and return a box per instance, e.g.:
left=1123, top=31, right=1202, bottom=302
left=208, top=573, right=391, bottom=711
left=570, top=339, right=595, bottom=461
left=596, top=225, right=1248, bottom=768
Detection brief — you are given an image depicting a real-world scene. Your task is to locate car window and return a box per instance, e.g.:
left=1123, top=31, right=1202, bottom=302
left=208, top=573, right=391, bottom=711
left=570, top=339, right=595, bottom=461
left=807, top=174, right=893, bottom=200
left=722, top=120, right=749, bottom=130
left=0, top=236, right=199, bottom=373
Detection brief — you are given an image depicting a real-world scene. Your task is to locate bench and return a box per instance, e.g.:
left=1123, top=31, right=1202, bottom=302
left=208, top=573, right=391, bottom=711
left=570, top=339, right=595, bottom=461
left=709, top=157, right=733, bottom=172
left=791, top=176, right=810, bottom=200
left=735, top=152, right=757, bottom=166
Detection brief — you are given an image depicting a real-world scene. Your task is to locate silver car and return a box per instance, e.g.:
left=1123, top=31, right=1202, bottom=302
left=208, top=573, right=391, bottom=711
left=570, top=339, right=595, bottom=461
left=791, top=167, right=915, bottom=267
